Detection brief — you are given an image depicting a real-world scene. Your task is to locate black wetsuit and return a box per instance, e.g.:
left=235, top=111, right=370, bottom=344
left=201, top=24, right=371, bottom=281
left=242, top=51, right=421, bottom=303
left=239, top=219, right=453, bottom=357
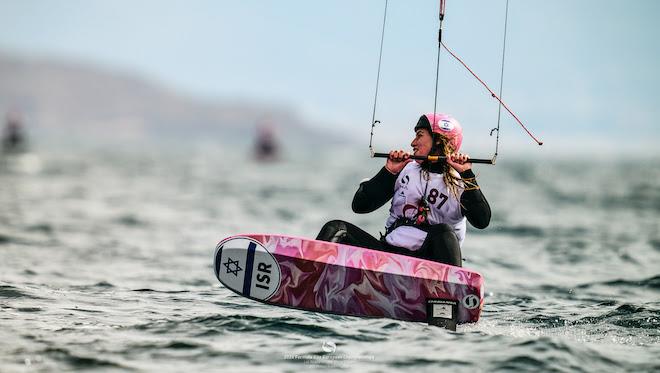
left=316, top=166, right=491, bottom=266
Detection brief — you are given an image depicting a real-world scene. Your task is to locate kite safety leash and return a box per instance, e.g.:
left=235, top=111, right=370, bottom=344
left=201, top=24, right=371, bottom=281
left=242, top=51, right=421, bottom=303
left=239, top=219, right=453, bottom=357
left=440, top=41, right=543, bottom=146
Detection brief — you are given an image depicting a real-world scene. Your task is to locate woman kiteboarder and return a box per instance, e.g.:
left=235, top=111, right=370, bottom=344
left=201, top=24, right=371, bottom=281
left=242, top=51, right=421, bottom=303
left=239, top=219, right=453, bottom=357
left=316, top=113, right=491, bottom=266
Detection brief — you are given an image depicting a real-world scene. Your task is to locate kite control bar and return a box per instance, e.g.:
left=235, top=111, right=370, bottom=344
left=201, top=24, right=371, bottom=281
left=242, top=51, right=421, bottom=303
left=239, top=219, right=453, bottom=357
left=372, top=152, right=495, bottom=164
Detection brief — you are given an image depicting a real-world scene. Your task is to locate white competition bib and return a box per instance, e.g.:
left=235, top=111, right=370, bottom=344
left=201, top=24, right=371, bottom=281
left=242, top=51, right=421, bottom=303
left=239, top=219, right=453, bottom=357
left=385, top=162, right=466, bottom=250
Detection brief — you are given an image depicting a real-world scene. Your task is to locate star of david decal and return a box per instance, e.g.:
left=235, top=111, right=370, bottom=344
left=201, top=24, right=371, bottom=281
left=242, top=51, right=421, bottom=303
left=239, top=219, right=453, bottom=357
left=223, top=257, right=243, bottom=277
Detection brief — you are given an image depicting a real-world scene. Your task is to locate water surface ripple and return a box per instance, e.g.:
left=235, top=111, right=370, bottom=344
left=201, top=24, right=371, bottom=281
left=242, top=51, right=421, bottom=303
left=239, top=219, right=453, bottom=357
left=1, top=148, right=658, bottom=372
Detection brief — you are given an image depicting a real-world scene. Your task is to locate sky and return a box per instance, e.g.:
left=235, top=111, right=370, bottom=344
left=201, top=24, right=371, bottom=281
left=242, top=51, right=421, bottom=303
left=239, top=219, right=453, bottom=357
left=1, top=0, right=659, bottom=156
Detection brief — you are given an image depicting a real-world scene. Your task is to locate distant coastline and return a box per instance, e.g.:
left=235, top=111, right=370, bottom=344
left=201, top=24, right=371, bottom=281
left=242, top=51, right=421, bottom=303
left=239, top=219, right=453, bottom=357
left=0, top=52, right=346, bottom=147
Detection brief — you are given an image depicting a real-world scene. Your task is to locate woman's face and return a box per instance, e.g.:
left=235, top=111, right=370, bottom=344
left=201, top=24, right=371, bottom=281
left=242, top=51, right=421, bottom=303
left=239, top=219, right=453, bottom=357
left=410, top=128, right=434, bottom=159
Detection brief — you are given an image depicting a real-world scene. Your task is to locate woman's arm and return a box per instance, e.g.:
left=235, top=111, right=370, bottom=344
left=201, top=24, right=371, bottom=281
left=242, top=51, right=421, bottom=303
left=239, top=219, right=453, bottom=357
left=459, top=169, right=491, bottom=229
left=352, top=167, right=398, bottom=213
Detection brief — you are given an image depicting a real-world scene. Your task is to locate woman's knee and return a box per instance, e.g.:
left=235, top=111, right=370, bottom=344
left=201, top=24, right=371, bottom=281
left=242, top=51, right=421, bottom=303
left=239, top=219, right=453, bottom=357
left=319, top=220, right=348, bottom=233
left=316, top=220, right=349, bottom=242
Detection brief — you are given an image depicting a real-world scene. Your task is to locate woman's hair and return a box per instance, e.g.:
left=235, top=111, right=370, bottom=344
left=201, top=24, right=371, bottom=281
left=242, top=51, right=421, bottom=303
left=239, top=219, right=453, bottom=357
left=427, top=133, right=463, bottom=200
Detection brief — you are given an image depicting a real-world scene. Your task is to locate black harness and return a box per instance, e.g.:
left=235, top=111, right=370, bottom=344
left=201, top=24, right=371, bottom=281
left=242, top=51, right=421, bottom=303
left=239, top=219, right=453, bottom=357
left=383, top=217, right=431, bottom=239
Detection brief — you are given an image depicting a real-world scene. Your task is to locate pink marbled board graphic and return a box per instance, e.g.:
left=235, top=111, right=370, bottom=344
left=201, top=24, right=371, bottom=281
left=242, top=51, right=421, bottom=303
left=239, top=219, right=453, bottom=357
left=218, top=234, right=484, bottom=324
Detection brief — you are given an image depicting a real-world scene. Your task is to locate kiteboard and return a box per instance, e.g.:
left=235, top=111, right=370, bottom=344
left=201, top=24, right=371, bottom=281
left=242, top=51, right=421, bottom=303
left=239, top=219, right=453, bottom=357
left=213, top=234, right=484, bottom=329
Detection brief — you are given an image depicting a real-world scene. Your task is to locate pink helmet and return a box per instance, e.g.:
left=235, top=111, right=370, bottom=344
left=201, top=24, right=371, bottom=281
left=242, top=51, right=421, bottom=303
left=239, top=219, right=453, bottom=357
left=414, top=113, right=463, bottom=151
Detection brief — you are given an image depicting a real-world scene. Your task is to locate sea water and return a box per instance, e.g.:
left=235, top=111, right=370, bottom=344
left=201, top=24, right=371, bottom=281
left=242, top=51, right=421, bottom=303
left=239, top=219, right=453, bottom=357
left=0, top=143, right=658, bottom=372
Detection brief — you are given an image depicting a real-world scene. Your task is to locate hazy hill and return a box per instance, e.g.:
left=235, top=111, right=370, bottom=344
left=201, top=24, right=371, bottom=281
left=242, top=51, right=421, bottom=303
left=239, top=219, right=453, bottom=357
left=0, top=53, right=343, bottom=146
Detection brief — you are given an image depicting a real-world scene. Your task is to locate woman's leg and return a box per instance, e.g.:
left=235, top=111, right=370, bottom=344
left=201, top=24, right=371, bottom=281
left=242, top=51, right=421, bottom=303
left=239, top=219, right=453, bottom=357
left=316, top=220, right=462, bottom=264
left=316, top=220, right=385, bottom=251
left=418, top=224, right=462, bottom=266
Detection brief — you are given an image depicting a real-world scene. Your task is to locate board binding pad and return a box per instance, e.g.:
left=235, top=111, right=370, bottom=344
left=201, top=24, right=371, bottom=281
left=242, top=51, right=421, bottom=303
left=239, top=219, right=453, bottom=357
left=213, top=234, right=483, bottom=328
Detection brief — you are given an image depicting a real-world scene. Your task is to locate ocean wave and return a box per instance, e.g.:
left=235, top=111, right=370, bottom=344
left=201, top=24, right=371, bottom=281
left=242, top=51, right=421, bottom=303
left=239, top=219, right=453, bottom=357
left=0, top=285, right=40, bottom=299
left=576, top=275, right=660, bottom=291
left=69, top=281, right=115, bottom=291
left=574, top=304, right=660, bottom=330
left=42, top=347, right=130, bottom=370
left=0, top=233, right=13, bottom=244
left=493, top=225, right=545, bottom=237
left=131, top=288, right=190, bottom=294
